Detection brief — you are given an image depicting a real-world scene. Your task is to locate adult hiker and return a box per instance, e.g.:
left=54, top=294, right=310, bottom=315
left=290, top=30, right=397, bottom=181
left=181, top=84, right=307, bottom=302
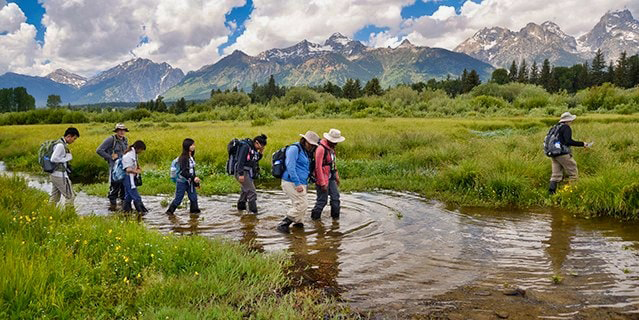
left=121, top=140, right=148, bottom=214
left=311, top=129, right=345, bottom=220
left=277, top=131, right=320, bottom=233
left=96, top=123, right=129, bottom=210
left=48, top=127, right=80, bottom=207
left=233, top=134, right=267, bottom=214
left=166, top=138, right=201, bottom=215
left=545, top=112, right=593, bottom=194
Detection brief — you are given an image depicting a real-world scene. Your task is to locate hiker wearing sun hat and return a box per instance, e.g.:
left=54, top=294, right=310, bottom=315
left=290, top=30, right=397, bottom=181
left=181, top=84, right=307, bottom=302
left=277, top=131, right=320, bottom=233
left=545, top=112, right=593, bottom=194
left=96, top=123, right=130, bottom=210
left=311, top=129, right=345, bottom=220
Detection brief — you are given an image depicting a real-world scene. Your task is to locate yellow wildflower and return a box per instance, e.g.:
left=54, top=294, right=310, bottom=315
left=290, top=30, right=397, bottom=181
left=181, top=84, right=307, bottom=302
left=194, top=271, right=199, bottom=276
left=124, top=256, right=129, bottom=263
left=115, top=245, right=121, bottom=251
left=151, top=253, right=155, bottom=258
left=83, top=240, right=88, bottom=245
left=108, top=229, right=113, bottom=234
left=137, top=273, right=141, bottom=279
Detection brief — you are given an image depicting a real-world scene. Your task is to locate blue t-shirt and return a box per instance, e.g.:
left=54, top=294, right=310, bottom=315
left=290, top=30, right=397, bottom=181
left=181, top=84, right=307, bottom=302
left=282, top=143, right=310, bottom=186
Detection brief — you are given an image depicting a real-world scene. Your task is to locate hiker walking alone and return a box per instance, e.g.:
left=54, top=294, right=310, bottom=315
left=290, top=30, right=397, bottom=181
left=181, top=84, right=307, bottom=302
left=545, top=112, right=592, bottom=194
left=232, top=134, right=267, bottom=214
left=48, top=127, right=80, bottom=207
left=311, top=129, right=345, bottom=220
left=277, top=131, right=320, bottom=233
left=166, top=138, right=201, bottom=215
left=121, top=140, right=148, bottom=214
left=96, top=123, right=129, bottom=210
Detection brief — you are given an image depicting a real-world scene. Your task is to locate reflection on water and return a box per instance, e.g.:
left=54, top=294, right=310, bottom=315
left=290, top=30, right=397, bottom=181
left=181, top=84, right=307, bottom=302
left=2, top=164, right=639, bottom=316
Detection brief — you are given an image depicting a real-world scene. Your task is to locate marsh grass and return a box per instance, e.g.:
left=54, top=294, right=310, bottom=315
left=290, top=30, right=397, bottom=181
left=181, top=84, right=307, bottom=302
left=0, top=176, right=350, bottom=319
left=2, top=116, right=639, bottom=219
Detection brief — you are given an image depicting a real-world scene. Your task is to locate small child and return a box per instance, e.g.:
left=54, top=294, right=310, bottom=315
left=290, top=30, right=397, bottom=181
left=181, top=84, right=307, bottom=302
left=166, top=138, right=201, bottom=214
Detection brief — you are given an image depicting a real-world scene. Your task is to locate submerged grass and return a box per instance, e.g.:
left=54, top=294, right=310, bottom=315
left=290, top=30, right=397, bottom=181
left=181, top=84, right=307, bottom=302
left=0, top=176, right=350, bottom=319
left=1, top=115, right=639, bottom=219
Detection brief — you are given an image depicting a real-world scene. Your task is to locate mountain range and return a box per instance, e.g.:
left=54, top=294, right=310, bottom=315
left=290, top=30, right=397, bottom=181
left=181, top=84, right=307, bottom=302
left=0, top=9, right=635, bottom=106
left=456, top=9, right=639, bottom=68
left=162, top=34, right=494, bottom=100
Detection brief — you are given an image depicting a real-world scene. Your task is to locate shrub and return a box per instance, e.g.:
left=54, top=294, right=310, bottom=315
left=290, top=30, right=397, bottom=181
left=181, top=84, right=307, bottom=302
left=210, top=92, right=251, bottom=108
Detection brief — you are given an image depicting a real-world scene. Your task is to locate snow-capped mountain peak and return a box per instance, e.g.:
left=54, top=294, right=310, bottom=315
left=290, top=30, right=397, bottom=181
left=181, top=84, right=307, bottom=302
left=45, top=69, right=87, bottom=89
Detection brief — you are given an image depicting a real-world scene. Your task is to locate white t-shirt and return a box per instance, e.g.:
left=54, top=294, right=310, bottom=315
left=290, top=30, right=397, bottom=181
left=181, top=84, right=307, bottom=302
left=121, top=148, right=138, bottom=189
left=50, top=139, right=72, bottom=178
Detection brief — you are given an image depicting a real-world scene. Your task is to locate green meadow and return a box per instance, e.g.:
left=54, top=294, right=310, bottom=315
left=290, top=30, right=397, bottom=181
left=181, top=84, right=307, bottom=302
left=1, top=116, right=639, bottom=219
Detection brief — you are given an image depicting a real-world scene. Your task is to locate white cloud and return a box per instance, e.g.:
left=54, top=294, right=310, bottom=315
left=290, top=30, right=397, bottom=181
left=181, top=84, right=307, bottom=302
left=0, top=2, right=43, bottom=75
left=431, top=6, right=456, bottom=21
left=225, top=0, right=414, bottom=56
left=0, top=1, right=24, bottom=33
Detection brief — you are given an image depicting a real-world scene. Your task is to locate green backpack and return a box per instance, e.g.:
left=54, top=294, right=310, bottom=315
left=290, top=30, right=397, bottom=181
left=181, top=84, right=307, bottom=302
left=38, top=139, right=61, bottom=173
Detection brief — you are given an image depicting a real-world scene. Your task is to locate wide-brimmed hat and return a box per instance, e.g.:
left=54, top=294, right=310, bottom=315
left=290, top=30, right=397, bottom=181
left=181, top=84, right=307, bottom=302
left=299, top=131, right=320, bottom=146
left=559, top=112, right=577, bottom=123
left=324, top=128, right=345, bottom=143
left=113, top=123, right=129, bottom=132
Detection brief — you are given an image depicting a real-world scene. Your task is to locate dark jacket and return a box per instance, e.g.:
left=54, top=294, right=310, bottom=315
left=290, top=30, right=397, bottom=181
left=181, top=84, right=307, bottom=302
left=557, top=123, right=585, bottom=154
left=96, top=135, right=128, bottom=166
left=236, top=139, right=262, bottom=178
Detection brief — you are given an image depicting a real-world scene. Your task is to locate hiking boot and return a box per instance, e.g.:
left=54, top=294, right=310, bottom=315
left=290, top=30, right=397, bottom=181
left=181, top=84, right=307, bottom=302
left=277, top=217, right=293, bottom=233
left=134, top=201, right=148, bottom=215
left=330, top=206, right=340, bottom=219
left=237, top=201, right=247, bottom=211
left=248, top=200, right=258, bottom=214
left=549, top=181, right=558, bottom=195
left=122, top=201, right=132, bottom=213
left=292, top=222, right=304, bottom=228
left=311, top=209, right=322, bottom=220
left=165, top=204, right=177, bottom=215
left=190, top=202, right=201, bottom=214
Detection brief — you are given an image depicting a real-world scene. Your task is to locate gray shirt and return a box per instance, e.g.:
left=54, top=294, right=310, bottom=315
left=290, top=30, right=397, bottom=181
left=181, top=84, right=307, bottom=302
left=96, top=135, right=128, bottom=167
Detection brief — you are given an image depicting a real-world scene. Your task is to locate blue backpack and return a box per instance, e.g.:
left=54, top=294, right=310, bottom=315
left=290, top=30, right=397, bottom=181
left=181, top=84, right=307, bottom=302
left=170, top=157, right=180, bottom=183
left=111, top=159, right=126, bottom=182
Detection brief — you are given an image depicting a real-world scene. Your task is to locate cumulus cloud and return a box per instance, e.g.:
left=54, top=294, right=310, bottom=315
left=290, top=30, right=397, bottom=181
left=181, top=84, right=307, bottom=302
left=0, top=2, right=43, bottom=75
left=38, top=0, right=244, bottom=76
left=225, top=0, right=414, bottom=55
left=374, top=0, right=639, bottom=50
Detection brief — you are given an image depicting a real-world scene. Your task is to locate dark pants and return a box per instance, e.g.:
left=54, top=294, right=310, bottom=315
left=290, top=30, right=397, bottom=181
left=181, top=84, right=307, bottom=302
left=108, top=178, right=125, bottom=203
left=311, top=178, right=340, bottom=218
left=236, top=174, right=257, bottom=203
left=171, top=180, right=198, bottom=208
left=123, top=176, right=143, bottom=208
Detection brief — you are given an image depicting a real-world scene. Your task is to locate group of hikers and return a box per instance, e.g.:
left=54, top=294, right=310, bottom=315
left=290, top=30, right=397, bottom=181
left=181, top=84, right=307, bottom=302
left=41, top=111, right=591, bottom=232
left=41, top=123, right=346, bottom=233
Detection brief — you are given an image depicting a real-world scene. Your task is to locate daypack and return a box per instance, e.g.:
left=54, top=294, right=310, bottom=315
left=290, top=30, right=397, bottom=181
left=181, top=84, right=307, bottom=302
left=111, top=158, right=126, bottom=182
left=170, top=157, right=180, bottom=183
left=226, top=138, right=250, bottom=175
left=308, top=144, right=335, bottom=184
left=37, top=139, right=61, bottom=173
left=271, top=144, right=302, bottom=179
left=543, top=123, right=570, bottom=157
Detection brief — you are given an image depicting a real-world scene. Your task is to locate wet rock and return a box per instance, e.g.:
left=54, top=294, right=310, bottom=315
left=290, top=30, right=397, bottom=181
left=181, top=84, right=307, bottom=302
left=502, top=288, right=526, bottom=297
left=495, top=311, right=509, bottom=319
left=474, top=290, right=492, bottom=296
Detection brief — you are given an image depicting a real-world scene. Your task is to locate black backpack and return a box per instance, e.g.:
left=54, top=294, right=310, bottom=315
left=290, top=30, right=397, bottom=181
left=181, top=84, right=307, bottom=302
left=226, top=138, right=250, bottom=175
left=543, top=123, right=570, bottom=157
left=271, top=144, right=302, bottom=179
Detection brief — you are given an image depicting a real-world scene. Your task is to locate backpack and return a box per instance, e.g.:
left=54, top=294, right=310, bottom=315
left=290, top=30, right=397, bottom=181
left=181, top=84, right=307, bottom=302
left=38, top=139, right=61, bottom=173
left=111, top=158, right=126, bottom=182
left=271, top=144, right=302, bottom=179
left=543, top=123, right=570, bottom=157
left=226, top=138, right=250, bottom=175
left=170, top=157, right=180, bottom=183
left=308, top=144, right=334, bottom=184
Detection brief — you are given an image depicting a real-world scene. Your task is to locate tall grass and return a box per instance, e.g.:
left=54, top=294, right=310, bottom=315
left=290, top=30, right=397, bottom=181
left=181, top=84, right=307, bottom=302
left=1, top=116, right=639, bottom=219
left=0, top=176, right=350, bottom=318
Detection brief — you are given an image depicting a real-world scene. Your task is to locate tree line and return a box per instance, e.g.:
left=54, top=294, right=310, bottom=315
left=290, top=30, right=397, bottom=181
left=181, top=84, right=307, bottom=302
left=0, top=88, right=35, bottom=113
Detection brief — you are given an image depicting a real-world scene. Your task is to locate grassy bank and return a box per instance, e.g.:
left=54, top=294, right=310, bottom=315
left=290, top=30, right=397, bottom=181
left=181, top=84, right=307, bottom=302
left=0, top=176, right=349, bottom=319
left=1, top=116, right=639, bottom=219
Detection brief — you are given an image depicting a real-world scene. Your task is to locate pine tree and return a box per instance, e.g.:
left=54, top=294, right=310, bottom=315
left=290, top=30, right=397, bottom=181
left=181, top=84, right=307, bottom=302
left=529, top=61, right=539, bottom=84
left=591, top=49, right=606, bottom=86
left=614, top=51, right=631, bottom=88
left=508, top=60, right=518, bottom=82
left=363, top=78, right=383, bottom=96
left=517, top=59, right=528, bottom=83
left=467, top=69, right=481, bottom=92
left=606, top=61, right=615, bottom=84
left=540, top=59, right=552, bottom=91
left=354, top=79, right=362, bottom=98
left=155, top=96, right=167, bottom=112
left=460, top=69, right=469, bottom=92
left=175, top=97, right=188, bottom=114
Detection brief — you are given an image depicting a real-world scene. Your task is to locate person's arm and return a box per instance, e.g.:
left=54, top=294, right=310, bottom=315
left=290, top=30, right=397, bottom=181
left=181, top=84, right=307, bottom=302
left=236, top=143, right=250, bottom=177
left=562, top=126, right=585, bottom=147
left=179, top=157, right=193, bottom=180
left=50, top=143, right=72, bottom=163
left=314, top=145, right=327, bottom=187
left=96, top=136, right=113, bottom=162
left=285, top=145, right=302, bottom=186
left=122, top=153, right=138, bottom=174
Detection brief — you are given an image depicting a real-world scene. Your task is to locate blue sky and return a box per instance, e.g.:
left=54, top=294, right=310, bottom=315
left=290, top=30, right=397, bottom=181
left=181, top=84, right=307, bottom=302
left=11, top=0, right=474, bottom=50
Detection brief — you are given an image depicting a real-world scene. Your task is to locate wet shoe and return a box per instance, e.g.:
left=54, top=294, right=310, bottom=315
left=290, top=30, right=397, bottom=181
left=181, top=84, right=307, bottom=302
left=108, top=203, right=117, bottom=211
left=165, top=204, right=177, bottom=215
left=292, top=222, right=304, bottom=228
left=122, top=201, right=132, bottom=213
left=277, top=217, right=293, bottom=233
left=311, top=210, right=322, bottom=220
left=549, top=181, right=558, bottom=195
left=237, top=201, right=247, bottom=211
left=134, top=201, right=148, bottom=216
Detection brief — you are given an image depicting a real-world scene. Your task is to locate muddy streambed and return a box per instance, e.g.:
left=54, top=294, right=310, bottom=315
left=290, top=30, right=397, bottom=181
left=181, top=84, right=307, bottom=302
left=3, top=164, right=639, bottom=319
